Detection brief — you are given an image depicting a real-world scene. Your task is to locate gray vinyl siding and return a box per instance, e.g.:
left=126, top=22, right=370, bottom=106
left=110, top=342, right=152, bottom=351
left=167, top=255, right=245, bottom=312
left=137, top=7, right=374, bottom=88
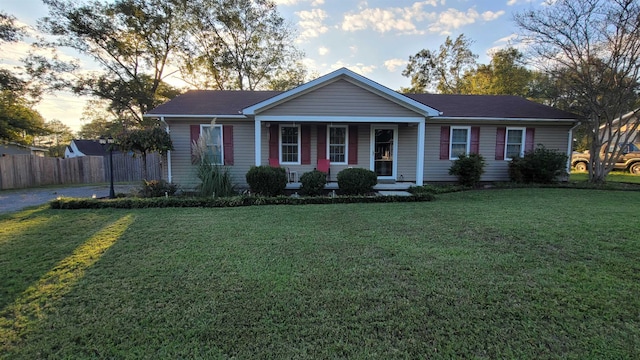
left=166, top=118, right=255, bottom=190
left=260, top=79, right=419, bottom=118
left=424, top=123, right=572, bottom=183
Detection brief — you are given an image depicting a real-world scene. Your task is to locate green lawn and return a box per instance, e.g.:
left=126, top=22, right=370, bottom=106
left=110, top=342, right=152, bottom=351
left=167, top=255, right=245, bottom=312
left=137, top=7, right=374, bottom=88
left=1, top=189, right=640, bottom=358
left=570, top=170, right=640, bottom=183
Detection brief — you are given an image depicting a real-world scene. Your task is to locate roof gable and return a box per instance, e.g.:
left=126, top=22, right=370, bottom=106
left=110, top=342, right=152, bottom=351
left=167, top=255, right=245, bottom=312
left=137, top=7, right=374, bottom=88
left=243, top=68, right=441, bottom=117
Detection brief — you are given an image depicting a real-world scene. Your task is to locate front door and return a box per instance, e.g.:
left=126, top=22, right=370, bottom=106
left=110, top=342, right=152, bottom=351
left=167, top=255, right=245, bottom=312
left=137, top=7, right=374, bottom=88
left=371, top=125, right=398, bottom=180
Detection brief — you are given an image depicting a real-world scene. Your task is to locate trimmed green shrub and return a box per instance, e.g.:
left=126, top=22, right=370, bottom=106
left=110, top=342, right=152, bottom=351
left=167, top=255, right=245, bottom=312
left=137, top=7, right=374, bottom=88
left=448, top=153, right=485, bottom=187
left=300, top=170, right=327, bottom=196
left=245, top=166, right=287, bottom=196
left=50, top=192, right=435, bottom=210
left=509, top=145, right=568, bottom=184
left=337, top=168, right=377, bottom=195
left=138, top=180, right=178, bottom=198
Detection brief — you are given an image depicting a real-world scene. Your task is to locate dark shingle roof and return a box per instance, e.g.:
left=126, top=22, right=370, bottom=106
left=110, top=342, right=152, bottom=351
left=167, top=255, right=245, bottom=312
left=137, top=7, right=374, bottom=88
left=72, top=140, right=108, bottom=156
left=405, top=93, right=577, bottom=119
left=147, top=90, right=281, bottom=116
left=146, top=90, right=577, bottom=120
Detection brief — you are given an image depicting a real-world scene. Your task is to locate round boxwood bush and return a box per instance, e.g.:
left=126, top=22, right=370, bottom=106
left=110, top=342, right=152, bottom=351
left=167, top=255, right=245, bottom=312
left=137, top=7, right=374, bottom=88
left=337, top=168, right=377, bottom=195
left=448, top=153, right=485, bottom=187
left=300, top=170, right=327, bottom=196
left=246, top=166, right=287, bottom=196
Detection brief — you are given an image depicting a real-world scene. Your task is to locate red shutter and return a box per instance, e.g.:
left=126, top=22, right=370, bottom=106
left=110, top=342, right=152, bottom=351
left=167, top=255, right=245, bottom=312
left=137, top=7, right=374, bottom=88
left=348, top=125, right=358, bottom=165
left=317, top=125, right=327, bottom=160
left=525, top=127, right=535, bottom=153
left=470, top=127, right=480, bottom=154
left=301, top=125, right=311, bottom=164
left=439, top=126, right=450, bottom=160
left=223, top=125, right=234, bottom=165
left=495, top=127, right=506, bottom=160
left=269, top=125, right=279, bottom=160
left=190, top=124, right=200, bottom=164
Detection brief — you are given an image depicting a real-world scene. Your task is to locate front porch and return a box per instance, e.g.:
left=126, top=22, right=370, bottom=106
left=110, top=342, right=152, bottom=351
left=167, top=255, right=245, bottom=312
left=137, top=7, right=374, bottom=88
left=285, top=181, right=417, bottom=191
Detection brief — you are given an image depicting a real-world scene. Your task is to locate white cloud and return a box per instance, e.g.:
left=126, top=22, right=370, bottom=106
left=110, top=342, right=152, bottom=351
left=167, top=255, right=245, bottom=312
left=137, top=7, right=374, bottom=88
left=495, top=34, right=519, bottom=44
left=507, top=0, right=534, bottom=5
left=349, top=46, right=358, bottom=55
left=383, top=58, right=407, bottom=72
left=296, top=9, right=329, bottom=41
left=274, top=0, right=325, bottom=6
left=482, top=10, right=505, bottom=21
left=341, top=1, right=439, bottom=35
left=318, top=46, right=329, bottom=56
left=427, top=7, right=504, bottom=35
left=330, top=61, right=376, bottom=75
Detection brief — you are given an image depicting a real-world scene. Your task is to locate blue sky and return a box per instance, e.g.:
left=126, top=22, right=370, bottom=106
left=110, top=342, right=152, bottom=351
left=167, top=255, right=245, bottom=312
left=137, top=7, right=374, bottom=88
left=1, top=0, right=541, bottom=132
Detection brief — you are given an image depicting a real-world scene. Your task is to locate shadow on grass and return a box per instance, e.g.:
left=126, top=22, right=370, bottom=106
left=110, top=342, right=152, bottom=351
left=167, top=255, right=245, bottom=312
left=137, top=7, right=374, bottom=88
left=0, top=214, right=135, bottom=353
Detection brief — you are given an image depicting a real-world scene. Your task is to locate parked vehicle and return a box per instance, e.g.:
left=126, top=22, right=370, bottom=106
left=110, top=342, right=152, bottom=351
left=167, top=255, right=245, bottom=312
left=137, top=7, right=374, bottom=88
left=571, top=142, right=640, bottom=174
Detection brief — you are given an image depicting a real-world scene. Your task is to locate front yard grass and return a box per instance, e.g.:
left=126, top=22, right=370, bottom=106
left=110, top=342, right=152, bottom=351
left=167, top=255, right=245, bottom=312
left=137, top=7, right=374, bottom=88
left=1, top=188, right=639, bottom=358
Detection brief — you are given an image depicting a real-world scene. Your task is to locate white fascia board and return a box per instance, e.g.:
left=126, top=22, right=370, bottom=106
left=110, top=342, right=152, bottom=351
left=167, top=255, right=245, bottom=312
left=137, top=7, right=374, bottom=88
left=143, top=114, right=247, bottom=119
left=255, top=115, right=425, bottom=123
left=434, top=116, right=577, bottom=123
left=243, top=67, right=440, bottom=117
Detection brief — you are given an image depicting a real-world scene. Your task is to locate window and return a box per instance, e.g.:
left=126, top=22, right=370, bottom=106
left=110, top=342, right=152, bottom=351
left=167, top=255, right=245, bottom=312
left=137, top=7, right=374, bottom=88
left=505, top=128, right=525, bottom=159
left=450, top=126, right=470, bottom=159
left=200, top=124, right=223, bottom=164
left=328, top=126, right=347, bottom=164
left=280, top=125, right=300, bottom=164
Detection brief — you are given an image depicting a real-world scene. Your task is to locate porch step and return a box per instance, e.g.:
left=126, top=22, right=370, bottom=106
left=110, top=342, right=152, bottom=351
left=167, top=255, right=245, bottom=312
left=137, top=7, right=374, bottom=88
left=285, top=182, right=416, bottom=191
left=377, top=190, right=413, bottom=197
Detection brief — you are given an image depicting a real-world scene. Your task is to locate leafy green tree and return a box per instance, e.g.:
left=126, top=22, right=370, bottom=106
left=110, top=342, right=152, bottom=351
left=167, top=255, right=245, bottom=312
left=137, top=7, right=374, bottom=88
left=0, top=92, right=48, bottom=144
left=77, top=100, right=126, bottom=139
left=181, top=0, right=304, bottom=90
left=0, top=11, right=48, bottom=144
left=459, top=48, right=532, bottom=96
left=36, top=0, right=186, bottom=125
left=402, top=34, right=478, bottom=94
left=34, top=119, right=74, bottom=157
left=515, top=0, right=640, bottom=183
left=117, top=127, right=173, bottom=180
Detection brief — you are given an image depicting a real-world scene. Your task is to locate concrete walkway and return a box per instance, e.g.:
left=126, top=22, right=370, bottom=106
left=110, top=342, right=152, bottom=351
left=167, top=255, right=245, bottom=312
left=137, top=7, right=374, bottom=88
left=0, top=184, right=138, bottom=214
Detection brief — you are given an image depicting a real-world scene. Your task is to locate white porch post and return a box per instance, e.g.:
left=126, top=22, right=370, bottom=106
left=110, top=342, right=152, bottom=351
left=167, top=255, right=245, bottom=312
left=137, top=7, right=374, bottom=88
left=255, top=118, right=262, bottom=166
left=416, top=119, right=425, bottom=185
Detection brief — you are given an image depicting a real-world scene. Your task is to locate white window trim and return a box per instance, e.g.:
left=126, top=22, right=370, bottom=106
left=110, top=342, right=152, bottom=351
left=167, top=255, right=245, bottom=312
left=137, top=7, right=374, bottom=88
left=505, top=127, right=526, bottom=160
left=200, top=124, right=224, bottom=165
left=449, top=126, right=471, bottom=160
left=280, top=124, right=301, bottom=165
left=327, top=125, right=348, bottom=165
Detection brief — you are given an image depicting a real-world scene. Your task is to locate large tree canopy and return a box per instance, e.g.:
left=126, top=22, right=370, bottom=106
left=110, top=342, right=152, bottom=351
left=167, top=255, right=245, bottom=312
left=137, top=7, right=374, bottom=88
left=181, top=0, right=306, bottom=90
left=459, top=47, right=532, bottom=97
left=37, top=0, right=187, bottom=126
left=515, top=0, right=640, bottom=183
left=0, top=11, right=48, bottom=144
left=402, top=34, right=478, bottom=94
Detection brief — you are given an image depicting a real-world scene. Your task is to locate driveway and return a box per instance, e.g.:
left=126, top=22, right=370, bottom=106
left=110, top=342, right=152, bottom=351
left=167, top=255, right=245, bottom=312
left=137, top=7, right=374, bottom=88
left=0, top=184, right=138, bottom=214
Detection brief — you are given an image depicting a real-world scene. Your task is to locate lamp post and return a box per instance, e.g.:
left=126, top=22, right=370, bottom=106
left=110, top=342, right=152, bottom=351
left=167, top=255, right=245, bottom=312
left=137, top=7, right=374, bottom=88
left=99, top=136, right=116, bottom=199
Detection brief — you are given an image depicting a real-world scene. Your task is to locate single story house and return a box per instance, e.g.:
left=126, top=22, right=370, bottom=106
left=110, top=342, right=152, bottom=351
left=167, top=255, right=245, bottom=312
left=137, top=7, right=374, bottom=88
left=1, top=141, right=48, bottom=157
left=65, top=139, right=110, bottom=158
left=599, top=108, right=639, bottom=145
left=145, top=68, right=578, bottom=189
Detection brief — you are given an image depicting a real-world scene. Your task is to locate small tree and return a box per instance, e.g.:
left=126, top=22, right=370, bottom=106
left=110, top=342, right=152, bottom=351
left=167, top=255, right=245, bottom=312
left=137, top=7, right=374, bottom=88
left=117, top=127, right=173, bottom=180
left=448, top=153, right=485, bottom=187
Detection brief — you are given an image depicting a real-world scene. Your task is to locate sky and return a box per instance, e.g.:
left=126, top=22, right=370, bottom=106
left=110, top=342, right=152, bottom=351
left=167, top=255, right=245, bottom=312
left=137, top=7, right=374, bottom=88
left=1, top=0, right=542, bottom=133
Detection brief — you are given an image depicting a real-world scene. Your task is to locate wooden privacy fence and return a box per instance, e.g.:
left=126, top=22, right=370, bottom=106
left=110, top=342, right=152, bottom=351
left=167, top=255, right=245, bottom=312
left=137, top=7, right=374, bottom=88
left=0, top=153, right=162, bottom=190
left=106, top=152, right=162, bottom=183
